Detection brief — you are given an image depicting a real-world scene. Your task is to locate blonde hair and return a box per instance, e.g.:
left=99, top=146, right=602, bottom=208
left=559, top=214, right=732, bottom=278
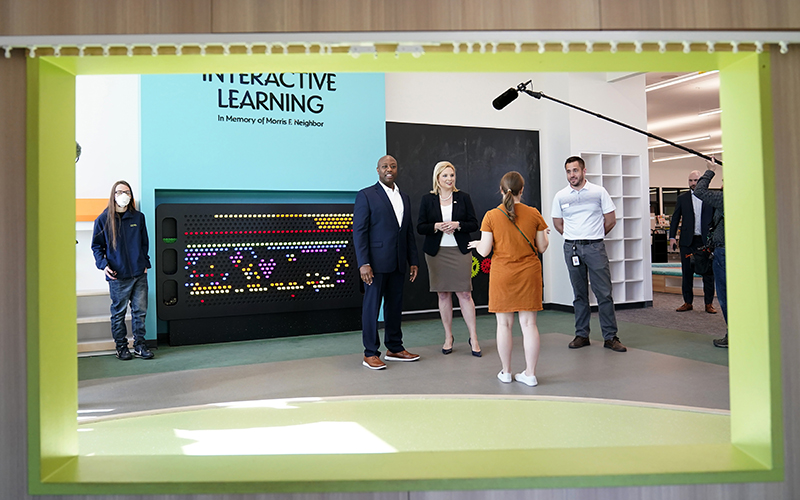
left=430, top=161, right=459, bottom=195
left=500, top=171, right=524, bottom=222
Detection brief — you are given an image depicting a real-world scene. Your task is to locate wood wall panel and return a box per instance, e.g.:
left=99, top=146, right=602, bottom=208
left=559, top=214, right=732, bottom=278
left=0, top=52, right=29, bottom=500
left=209, top=0, right=601, bottom=33
left=0, top=0, right=212, bottom=35
left=772, top=47, right=800, bottom=500
left=599, top=0, right=800, bottom=29
left=4, top=0, right=800, bottom=35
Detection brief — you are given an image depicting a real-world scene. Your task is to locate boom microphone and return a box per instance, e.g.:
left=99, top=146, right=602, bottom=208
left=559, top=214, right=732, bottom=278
left=492, top=88, right=519, bottom=110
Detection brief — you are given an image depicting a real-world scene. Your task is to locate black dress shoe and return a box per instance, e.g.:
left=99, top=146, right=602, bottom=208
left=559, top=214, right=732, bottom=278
left=442, top=338, right=453, bottom=355
left=469, top=338, right=481, bottom=357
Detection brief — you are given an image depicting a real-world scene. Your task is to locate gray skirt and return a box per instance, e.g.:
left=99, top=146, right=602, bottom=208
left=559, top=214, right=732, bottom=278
left=425, top=246, right=473, bottom=293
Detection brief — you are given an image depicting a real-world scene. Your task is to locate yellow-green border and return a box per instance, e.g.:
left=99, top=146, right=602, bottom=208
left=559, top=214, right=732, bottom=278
left=27, top=49, right=782, bottom=494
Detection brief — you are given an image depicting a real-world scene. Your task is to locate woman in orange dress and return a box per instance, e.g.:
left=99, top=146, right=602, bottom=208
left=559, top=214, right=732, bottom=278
left=469, top=171, right=550, bottom=386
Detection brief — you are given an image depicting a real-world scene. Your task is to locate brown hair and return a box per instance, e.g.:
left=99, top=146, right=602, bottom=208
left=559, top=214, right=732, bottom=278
left=430, top=161, right=459, bottom=195
left=500, top=171, right=524, bottom=222
left=104, top=180, right=136, bottom=250
left=565, top=156, right=585, bottom=169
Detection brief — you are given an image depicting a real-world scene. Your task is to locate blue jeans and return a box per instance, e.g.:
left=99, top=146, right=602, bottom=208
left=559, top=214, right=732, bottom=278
left=109, top=273, right=148, bottom=347
left=712, top=246, right=727, bottom=323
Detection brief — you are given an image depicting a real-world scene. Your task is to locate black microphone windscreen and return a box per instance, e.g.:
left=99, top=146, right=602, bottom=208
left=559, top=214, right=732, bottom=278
left=492, top=88, right=519, bottom=110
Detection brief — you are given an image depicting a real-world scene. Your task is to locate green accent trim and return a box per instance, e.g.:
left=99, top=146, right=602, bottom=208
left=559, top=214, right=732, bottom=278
left=26, top=58, right=80, bottom=491
left=27, top=48, right=784, bottom=493
left=36, top=398, right=771, bottom=494
left=719, top=52, right=783, bottom=471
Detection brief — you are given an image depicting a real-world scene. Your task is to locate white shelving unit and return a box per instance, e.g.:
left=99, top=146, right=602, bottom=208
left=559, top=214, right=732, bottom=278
left=582, top=152, right=646, bottom=306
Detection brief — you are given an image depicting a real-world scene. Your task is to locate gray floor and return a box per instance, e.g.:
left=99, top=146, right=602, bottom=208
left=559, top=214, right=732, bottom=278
left=79, top=331, right=729, bottom=416
left=79, top=291, right=730, bottom=417
left=617, top=293, right=727, bottom=337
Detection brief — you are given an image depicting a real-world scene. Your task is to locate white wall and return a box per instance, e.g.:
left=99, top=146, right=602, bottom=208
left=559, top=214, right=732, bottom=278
left=76, top=75, right=141, bottom=292
left=561, top=73, right=651, bottom=306
left=387, top=72, right=651, bottom=306
left=75, top=75, right=141, bottom=198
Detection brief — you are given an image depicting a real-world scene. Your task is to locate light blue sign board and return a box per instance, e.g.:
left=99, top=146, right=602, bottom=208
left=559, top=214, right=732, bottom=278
left=140, top=72, right=387, bottom=338
left=141, top=72, right=386, bottom=191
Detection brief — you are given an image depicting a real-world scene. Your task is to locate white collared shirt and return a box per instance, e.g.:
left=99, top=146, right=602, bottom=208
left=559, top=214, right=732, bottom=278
left=551, top=181, right=616, bottom=240
left=379, top=181, right=404, bottom=227
left=691, top=191, right=703, bottom=236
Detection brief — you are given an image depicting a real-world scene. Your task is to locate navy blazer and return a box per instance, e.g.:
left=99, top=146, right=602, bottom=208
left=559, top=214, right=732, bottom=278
left=353, top=182, right=420, bottom=274
left=416, top=191, right=479, bottom=256
left=669, top=190, right=713, bottom=246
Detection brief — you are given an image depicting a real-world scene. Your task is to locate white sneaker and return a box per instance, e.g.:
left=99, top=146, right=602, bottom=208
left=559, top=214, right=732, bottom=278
left=514, top=372, right=538, bottom=387
left=497, top=370, right=512, bottom=383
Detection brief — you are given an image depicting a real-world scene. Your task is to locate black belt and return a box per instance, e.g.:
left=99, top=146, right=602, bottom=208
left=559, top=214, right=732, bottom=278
left=565, top=239, right=603, bottom=245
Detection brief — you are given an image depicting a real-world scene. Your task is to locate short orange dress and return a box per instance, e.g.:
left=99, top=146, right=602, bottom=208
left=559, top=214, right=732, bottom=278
left=480, top=203, right=549, bottom=313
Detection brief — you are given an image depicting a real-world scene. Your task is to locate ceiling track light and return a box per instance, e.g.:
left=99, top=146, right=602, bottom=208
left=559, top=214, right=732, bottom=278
left=652, top=150, right=723, bottom=163
left=648, top=135, right=711, bottom=149
left=698, top=108, right=722, bottom=117
left=645, top=71, right=719, bottom=92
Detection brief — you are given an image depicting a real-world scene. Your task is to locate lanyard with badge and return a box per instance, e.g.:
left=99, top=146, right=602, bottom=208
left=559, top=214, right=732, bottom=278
left=571, top=243, right=580, bottom=267
left=561, top=200, right=581, bottom=267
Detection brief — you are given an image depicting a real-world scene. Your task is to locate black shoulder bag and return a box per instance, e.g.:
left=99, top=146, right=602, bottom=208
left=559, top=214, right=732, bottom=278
left=690, top=216, right=720, bottom=276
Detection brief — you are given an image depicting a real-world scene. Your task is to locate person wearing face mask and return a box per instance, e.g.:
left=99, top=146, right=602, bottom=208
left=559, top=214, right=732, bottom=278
left=91, top=181, right=154, bottom=360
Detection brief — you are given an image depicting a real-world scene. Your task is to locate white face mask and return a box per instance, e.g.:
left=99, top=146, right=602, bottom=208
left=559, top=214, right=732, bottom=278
left=115, top=193, right=131, bottom=208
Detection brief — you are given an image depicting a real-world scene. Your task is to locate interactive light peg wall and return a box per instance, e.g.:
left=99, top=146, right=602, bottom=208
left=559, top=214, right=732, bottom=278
left=156, top=203, right=360, bottom=323
left=2, top=30, right=800, bottom=58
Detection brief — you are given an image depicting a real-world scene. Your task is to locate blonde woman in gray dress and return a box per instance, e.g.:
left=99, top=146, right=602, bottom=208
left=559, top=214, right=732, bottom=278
left=417, top=161, right=482, bottom=356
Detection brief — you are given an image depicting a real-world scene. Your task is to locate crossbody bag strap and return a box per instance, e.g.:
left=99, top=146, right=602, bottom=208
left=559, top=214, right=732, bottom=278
left=497, top=208, right=537, bottom=255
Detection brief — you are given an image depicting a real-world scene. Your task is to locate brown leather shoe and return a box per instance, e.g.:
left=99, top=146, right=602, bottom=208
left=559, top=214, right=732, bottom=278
left=705, top=304, right=718, bottom=314
left=384, top=350, right=420, bottom=362
left=362, top=355, right=386, bottom=370
left=676, top=303, right=693, bottom=312
left=603, top=336, right=628, bottom=352
left=568, top=336, right=590, bottom=349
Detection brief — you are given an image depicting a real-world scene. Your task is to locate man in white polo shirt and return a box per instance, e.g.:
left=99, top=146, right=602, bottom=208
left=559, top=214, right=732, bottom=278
left=551, top=156, right=627, bottom=352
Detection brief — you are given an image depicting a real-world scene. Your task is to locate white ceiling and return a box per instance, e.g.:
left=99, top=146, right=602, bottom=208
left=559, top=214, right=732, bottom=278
left=645, top=71, right=721, bottom=164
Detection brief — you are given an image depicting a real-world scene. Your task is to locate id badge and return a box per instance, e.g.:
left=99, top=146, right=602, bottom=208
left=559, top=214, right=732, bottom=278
left=572, top=255, right=580, bottom=267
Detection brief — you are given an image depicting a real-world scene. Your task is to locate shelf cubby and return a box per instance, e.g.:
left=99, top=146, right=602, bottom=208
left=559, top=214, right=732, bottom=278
left=579, top=152, right=646, bottom=304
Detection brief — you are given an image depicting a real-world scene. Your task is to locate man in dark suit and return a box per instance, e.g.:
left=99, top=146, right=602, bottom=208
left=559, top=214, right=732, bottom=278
left=353, top=155, right=420, bottom=370
left=668, top=170, right=717, bottom=313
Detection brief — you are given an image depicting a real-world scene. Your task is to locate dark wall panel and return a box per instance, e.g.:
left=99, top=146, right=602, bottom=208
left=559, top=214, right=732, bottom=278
left=386, top=121, right=540, bottom=313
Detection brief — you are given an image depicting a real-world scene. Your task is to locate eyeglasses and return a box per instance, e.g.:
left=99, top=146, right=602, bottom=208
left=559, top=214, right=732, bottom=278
left=115, top=190, right=131, bottom=196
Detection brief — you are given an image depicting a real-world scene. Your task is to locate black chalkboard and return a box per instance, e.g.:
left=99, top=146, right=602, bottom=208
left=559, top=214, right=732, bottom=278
left=386, top=122, right=541, bottom=313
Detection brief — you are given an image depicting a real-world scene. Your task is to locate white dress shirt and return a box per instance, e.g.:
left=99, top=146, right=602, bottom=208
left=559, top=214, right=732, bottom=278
left=691, top=191, right=703, bottom=236
left=379, top=181, right=404, bottom=227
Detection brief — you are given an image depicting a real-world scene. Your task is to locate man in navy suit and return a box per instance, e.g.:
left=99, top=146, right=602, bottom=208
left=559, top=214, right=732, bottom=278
left=353, top=155, right=421, bottom=370
left=668, top=170, right=716, bottom=313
